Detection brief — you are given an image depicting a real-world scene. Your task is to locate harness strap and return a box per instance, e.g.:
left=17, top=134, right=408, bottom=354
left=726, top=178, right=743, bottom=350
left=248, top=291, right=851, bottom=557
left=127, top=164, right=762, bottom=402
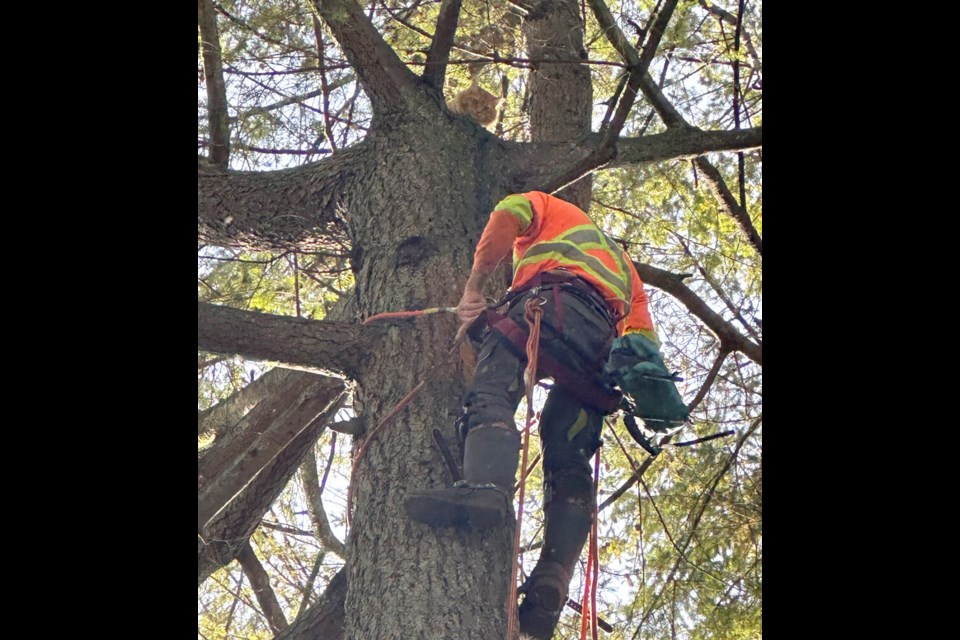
left=487, top=313, right=622, bottom=414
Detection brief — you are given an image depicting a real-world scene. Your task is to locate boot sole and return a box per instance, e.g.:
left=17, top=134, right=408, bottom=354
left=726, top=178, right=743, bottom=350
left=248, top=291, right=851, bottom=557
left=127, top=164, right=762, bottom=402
left=404, top=491, right=507, bottom=531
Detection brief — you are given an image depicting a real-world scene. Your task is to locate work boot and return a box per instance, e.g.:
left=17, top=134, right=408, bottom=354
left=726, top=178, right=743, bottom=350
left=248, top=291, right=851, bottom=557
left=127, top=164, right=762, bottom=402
left=518, top=561, right=571, bottom=639
left=405, top=424, right=520, bottom=531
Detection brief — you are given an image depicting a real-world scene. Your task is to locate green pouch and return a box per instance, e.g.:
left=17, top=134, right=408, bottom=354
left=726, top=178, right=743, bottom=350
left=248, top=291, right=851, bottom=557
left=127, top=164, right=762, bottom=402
left=604, top=334, right=689, bottom=430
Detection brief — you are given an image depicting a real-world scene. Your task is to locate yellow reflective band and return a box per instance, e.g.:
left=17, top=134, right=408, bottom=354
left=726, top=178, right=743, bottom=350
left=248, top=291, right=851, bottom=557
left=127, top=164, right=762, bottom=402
left=516, top=244, right=626, bottom=301
left=493, top=194, right=534, bottom=232
left=567, top=409, right=589, bottom=440
left=558, top=225, right=635, bottom=316
left=515, top=246, right=628, bottom=300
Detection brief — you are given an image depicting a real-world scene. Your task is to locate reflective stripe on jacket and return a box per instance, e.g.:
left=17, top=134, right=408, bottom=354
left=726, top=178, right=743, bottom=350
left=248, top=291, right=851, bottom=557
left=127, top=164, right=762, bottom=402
left=494, top=191, right=655, bottom=337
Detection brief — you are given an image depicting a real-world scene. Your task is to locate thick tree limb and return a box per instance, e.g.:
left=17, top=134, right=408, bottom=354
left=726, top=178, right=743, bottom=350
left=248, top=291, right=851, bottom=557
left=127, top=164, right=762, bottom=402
left=237, top=542, right=289, bottom=633
left=198, top=143, right=366, bottom=251
left=634, top=263, right=761, bottom=365
left=198, top=374, right=345, bottom=531
left=198, top=0, right=230, bottom=168
left=198, top=397, right=343, bottom=584
left=504, top=126, right=762, bottom=191
left=199, top=370, right=324, bottom=478
left=197, top=301, right=379, bottom=378
left=422, top=0, right=463, bottom=89
left=199, top=367, right=301, bottom=439
left=312, top=0, right=420, bottom=113
left=276, top=567, right=347, bottom=640
left=589, top=0, right=641, bottom=67
left=613, top=125, right=761, bottom=165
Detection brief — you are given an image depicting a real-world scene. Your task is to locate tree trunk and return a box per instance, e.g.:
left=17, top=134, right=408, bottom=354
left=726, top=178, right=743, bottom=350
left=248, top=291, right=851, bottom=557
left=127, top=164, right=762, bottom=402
left=524, top=0, right=594, bottom=209
left=342, top=118, right=516, bottom=639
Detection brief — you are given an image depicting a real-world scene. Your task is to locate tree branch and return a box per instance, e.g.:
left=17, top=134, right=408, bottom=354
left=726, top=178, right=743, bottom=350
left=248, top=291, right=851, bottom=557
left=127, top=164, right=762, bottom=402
left=612, top=126, right=762, bottom=165
left=198, top=402, right=341, bottom=585
left=198, top=374, right=345, bottom=531
left=422, top=0, right=463, bottom=89
left=275, top=566, right=347, bottom=640
left=230, top=76, right=355, bottom=124
left=634, top=262, right=761, bottom=365
left=197, top=301, right=379, bottom=378
left=311, top=0, right=421, bottom=114
left=199, top=367, right=302, bottom=439
left=693, top=156, right=762, bottom=254
left=697, top=0, right=762, bottom=72
left=237, top=541, right=289, bottom=634
left=504, top=126, right=762, bottom=192
left=198, top=143, right=367, bottom=251
left=674, top=234, right=762, bottom=342
left=686, top=347, right=730, bottom=413
left=301, top=449, right=347, bottom=559
left=198, top=0, right=230, bottom=168
left=586, top=1, right=762, bottom=253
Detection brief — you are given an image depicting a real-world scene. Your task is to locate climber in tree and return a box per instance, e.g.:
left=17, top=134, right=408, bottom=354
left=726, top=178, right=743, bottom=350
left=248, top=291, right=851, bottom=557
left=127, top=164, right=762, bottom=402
left=405, top=191, right=688, bottom=639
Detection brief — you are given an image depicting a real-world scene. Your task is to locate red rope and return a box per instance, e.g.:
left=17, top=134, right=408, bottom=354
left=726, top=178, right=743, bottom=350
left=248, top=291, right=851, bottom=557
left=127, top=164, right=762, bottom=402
left=346, top=381, right=425, bottom=531
left=506, top=297, right=544, bottom=640
left=580, top=539, right=593, bottom=639
left=579, top=449, right=601, bottom=640
left=361, top=307, right=456, bottom=324
left=590, top=450, right=600, bottom=640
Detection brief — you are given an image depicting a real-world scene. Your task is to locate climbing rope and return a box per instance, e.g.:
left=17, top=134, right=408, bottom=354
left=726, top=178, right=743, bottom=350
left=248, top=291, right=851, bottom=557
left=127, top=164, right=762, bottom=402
left=506, top=295, right=545, bottom=640
left=578, top=450, right=601, bottom=640
left=361, top=306, right=458, bottom=324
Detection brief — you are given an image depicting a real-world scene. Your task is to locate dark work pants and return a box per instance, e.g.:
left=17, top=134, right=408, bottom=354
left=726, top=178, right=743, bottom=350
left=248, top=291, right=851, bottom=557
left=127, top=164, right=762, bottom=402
left=462, top=281, right=616, bottom=566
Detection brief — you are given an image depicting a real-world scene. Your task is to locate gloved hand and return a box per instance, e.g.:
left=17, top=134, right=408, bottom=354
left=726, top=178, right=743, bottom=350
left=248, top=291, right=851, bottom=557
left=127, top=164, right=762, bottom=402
left=604, top=333, right=689, bottom=431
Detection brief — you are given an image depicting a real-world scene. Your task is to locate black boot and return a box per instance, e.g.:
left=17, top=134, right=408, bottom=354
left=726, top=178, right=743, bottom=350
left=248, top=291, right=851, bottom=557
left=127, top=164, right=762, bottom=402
left=519, top=473, right=593, bottom=639
left=405, top=424, right=520, bottom=531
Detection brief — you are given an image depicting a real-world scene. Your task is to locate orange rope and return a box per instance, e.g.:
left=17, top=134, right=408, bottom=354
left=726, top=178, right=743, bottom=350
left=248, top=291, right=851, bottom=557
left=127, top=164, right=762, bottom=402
left=579, top=449, right=601, bottom=640
left=506, top=297, right=545, bottom=640
left=361, top=306, right=457, bottom=324
left=346, top=381, right=425, bottom=531
left=590, top=450, right=600, bottom=640
left=580, top=539, right=593, bottom=639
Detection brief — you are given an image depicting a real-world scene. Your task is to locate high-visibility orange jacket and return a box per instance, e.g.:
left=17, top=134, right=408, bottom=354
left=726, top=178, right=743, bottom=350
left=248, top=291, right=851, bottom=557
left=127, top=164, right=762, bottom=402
left=473, top=191, right=657, bottom=339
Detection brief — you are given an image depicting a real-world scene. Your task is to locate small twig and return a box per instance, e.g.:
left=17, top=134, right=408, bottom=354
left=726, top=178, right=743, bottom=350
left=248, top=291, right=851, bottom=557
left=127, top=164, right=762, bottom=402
left=294, top=550, right=326, bottom=622
left=673, top=234, right=762, bottom=343
left=320, top=432, right=337, bottom=493
left=687, top=347, right=731, bottom=413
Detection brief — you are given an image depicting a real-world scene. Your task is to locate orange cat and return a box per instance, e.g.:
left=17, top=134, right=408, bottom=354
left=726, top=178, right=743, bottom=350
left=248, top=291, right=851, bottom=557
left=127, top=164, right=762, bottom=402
left=447, top=82, right=501, bottom=129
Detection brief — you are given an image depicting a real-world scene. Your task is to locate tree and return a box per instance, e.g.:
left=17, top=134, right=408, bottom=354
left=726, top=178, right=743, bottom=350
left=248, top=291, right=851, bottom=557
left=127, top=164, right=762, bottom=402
left=198, top=1, right=761, bottom=638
